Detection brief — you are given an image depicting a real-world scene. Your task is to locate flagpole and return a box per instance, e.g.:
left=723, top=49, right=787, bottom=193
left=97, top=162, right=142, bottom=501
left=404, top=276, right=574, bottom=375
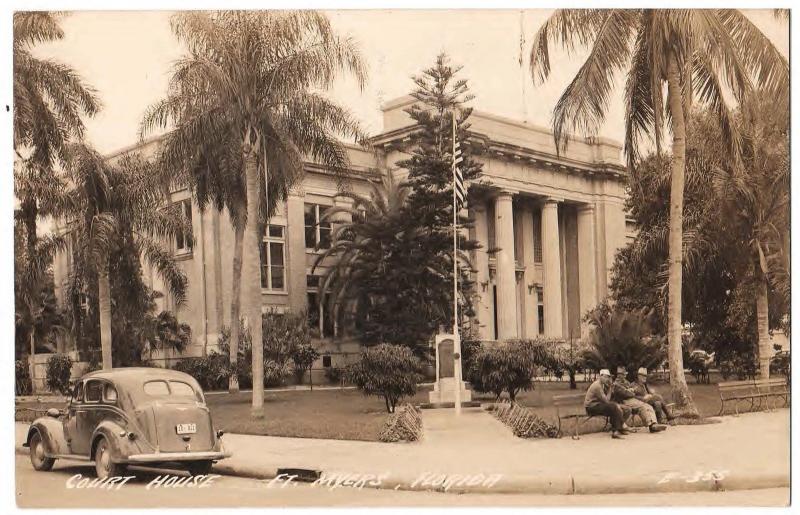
left=452, top=110, right=462, bottom=416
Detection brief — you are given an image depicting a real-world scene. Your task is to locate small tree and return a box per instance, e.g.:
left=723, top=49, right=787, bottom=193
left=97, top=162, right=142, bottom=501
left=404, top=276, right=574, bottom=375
left=292, top=344, right=320, bottom=389
left=546, top=338, right=588, bottom=390
left=468, top=340, right=548, bottom=402
left=347, top=344, right=423, bottom=413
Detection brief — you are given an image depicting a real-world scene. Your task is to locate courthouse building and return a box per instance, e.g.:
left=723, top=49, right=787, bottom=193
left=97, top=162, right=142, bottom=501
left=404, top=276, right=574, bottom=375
left=53, top=96, right=633, bottom=369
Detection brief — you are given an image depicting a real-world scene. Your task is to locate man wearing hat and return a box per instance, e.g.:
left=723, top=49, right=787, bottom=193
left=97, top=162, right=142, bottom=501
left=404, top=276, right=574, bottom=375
left=611, top=365, right=667, bottom=433
left=583, top=368, right=627, bottom=439
left=633, top=367, right=676, bottom=424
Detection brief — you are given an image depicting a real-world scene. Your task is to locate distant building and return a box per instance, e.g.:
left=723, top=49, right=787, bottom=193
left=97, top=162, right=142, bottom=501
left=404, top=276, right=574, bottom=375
left=52, top=96, right=633, bottom=374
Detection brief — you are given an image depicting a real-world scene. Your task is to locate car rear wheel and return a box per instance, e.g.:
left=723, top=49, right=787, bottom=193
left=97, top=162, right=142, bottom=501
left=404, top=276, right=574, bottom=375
left=29, top=432, right=55, bottom=471
left=187, top=460, right=213, bottom=476
left=94, top=437, right=125, bottom=479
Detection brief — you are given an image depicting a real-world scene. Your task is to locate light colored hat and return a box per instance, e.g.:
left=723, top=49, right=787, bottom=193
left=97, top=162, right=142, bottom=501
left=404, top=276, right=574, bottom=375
left=599, top=369, right=611, bottom=377
left=637, top=367, right=648, bottom=376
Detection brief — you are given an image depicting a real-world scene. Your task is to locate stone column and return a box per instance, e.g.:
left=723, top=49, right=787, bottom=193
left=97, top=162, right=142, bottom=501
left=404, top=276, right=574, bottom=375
left=577, top=204, right=598, bottom=338
left=471, top=201, right=493, bottom=341
left=541, top=199, right=563, bottom=337
left=494, top=191, right=518, bottom=340
left=520, top=203, right=538, bottom=338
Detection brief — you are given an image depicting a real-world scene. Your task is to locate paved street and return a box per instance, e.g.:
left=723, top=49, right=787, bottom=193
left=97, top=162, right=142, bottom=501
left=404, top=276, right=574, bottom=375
left=15, top=456, right=789, bottom=508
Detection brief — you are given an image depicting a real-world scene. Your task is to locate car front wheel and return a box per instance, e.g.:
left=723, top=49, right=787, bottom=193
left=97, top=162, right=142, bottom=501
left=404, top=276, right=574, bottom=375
left=29, top=432, right=55, bottom=471
left=187, top=460, right=213, bottom=476
left=94, top=437, right=125, bottom=479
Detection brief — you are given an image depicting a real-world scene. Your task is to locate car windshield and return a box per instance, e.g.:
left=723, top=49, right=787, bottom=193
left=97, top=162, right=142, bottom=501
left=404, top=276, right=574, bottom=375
left=143, top=380, right=203, bottom=402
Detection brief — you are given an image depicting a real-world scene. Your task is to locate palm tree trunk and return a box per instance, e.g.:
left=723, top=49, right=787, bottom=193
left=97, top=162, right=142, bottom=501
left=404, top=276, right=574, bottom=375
left=228, top=221, right=244, bottom=394
left=756, top=268, right=771, bottom=378
left=242, top=140, right=264, bottom=417
left=98, top=261, right=113, bottom=370
left=665, top=52, right=698, bottom=417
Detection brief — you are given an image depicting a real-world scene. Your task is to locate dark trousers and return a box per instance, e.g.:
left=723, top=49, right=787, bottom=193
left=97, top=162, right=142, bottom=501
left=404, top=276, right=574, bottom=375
left=586, top=401, right=624, bottom=431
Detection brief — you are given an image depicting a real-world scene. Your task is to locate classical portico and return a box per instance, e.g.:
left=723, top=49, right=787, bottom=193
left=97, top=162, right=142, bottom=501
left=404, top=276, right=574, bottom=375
left=369, top=97, right=631, bottom=343
left=469, top=192, right=612, bottom=342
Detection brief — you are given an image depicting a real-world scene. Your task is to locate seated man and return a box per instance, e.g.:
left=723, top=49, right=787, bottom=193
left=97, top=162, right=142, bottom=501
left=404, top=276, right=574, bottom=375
left=583, top=369, right=627, bottom=439
left=633, top=367, right=676, bottom=424
left=611, top=366, right=667, bottom=433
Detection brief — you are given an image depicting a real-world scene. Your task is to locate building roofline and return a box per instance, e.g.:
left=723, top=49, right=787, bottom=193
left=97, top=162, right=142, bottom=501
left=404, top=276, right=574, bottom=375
left=379, top=94, right=624, bottom=151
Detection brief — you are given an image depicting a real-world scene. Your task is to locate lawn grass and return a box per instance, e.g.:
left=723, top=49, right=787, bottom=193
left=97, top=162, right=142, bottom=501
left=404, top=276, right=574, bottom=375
left=205, top=386, right=434, bottom=441
left=16, top=372, right=779, bottom=442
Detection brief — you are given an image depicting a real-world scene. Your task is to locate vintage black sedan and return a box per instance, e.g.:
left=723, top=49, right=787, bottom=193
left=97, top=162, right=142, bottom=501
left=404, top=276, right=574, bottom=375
left=25, top=368, right=231, bottom=478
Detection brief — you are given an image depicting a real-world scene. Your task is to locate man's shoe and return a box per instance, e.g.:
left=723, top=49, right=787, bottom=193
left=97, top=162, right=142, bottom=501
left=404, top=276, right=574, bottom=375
left=611, top=432, right=624, bottom=439
left=649, top=423, right=667, bottom=433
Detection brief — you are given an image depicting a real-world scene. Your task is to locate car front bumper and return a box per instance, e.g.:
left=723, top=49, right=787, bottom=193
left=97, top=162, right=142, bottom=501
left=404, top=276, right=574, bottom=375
left=124, top=450, right=231, bottom=463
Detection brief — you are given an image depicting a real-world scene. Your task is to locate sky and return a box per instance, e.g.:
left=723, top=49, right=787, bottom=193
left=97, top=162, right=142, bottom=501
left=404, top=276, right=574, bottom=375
left=32, top=9, right=790, bottom=156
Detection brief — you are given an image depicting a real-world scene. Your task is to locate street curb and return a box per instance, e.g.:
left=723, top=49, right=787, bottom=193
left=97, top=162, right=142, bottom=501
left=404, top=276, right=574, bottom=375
left=16, top=444, right=789, bottom=496
left=209, top=459, right=789, bottom=496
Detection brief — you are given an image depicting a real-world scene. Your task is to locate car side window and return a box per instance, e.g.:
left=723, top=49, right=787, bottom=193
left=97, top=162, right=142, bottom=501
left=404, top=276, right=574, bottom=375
left=72, top=382, right=84, bottom=403
left=85, top=380, right=103, bottom=403
left=103, top=383, right=118, bottom=403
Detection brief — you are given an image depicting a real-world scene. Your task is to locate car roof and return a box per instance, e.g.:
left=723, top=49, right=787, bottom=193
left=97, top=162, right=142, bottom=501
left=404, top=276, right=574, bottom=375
left=81, top=367, right=199, bottom=388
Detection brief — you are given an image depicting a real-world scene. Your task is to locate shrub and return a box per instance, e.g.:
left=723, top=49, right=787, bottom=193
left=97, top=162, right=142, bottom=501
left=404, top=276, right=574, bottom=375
left=216, top=324, right=253, bottom=389
left=468, top=340, right=546, bottom=401
left=173, top=353, right=231, bottom=391
left=347, top=343, right=423, bottom=413
left=770, top=351, right=790, bottom=378
left=264, top=359, right=293, bottom=387
left=292, top=344, right=320, bottom=386
left=16, top=359, right=32, bottom=396
left=379, top=404, right=423, bottom=442
left=45, top=354, right=73, bottom=395
left=582, top=304, right=666, bottom=377
left=324, top=366, right=343, bottom=384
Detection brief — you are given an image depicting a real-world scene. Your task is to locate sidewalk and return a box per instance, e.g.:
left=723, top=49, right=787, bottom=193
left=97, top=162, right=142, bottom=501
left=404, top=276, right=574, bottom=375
left=15, top=408, right=789, bottom=495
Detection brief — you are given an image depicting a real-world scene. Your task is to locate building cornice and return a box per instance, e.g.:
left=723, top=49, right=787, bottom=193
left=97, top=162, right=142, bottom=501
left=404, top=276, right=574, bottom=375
left=368, top=124, right=626, bottom=181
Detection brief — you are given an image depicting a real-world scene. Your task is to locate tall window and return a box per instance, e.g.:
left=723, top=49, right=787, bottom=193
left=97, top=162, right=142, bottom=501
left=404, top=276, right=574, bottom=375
left=536, top=286, right=545, bottom=335
left=306, top=273, right=333, bottom=337
left=304, top=204, right=331, bottom=250
left=260, top=224, right=285, bottom=291
left=532, top=211, right=543, bottom=263
left=175, top=199, right=193, bottom=253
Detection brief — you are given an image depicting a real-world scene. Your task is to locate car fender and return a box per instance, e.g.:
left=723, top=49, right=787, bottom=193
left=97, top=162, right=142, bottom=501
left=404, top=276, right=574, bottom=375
left=26, top=418, right=69, bottom=457
left=90, top=420, right=142, bottom=462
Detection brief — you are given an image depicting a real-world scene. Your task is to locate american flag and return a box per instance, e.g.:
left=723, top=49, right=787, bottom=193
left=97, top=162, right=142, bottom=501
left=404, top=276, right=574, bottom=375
left=452, top=111, right=466, bottom=210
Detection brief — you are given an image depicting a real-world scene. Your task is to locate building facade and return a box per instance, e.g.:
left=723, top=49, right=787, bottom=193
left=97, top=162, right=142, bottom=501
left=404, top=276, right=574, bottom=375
left=52, top=96, right=633, bottom=370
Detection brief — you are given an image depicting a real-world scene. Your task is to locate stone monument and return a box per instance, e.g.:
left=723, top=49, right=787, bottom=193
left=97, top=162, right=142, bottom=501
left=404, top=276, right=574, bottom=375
left=428, top=333, right=472, bottom=404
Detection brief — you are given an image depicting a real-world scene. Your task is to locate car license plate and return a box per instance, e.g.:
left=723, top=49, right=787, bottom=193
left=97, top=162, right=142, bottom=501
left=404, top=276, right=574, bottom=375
left=176, top=423, right=196, bottom=435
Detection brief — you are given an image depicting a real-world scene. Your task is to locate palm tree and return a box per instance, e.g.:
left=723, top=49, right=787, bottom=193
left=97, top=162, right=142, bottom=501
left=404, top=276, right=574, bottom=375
left=529, top=9, right=788, bottom=414
left=314, top=172, right=474, bottom=353
left=141, top=11, right=367, bottom=414
left=712, top=94, right=789, bottom=378
left=63, top=143, right=188, bottom=369
left=313, top=172, right=409, bottom=336
left=13, top=11, right=100, bottom=375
